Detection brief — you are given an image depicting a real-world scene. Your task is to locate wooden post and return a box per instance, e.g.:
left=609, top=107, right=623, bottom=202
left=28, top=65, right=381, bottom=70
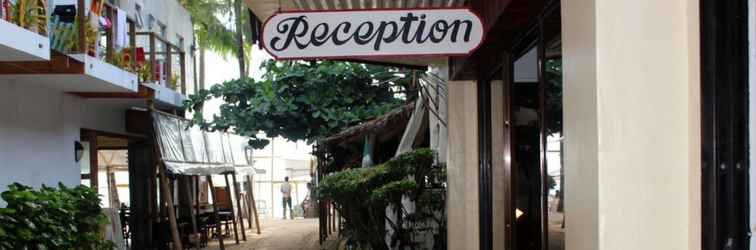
left=77, top=0, right=86, bottom=53
left=223, top=173, right=240, bottom=244
left=231, top=173, right=247, bottom=240
left=107, top=167, right=120, bottom=208
left=246, top=175, right=261, bottom=234
left=85, top=130, right=99, bottom=189
left=104, top=5, right=114, bottom=63
left=244, top=177, right=253, bottom=229
left=195, top=176, right=200, bottom=219
left=180, top=51, right=186, bottom=94
left=207, top=176, right=225, bottom=250
left=166, top=45, right=173, bottom=88
left=129, top=21, right=137, bottom=71
left=181, top=176, right=198, bottom=234
left=149, top=34, right=156, bottom=82
left=158, top=164, right=182, bottom=250
left=128, top=142, right=155, bottom=248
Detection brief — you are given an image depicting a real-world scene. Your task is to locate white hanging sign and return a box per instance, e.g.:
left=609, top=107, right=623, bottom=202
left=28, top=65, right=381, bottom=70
left=262, top=8, right=485, bottom=60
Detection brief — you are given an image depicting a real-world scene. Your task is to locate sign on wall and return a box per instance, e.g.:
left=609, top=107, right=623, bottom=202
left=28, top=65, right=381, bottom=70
left=262, top=8, right=485, bottom=60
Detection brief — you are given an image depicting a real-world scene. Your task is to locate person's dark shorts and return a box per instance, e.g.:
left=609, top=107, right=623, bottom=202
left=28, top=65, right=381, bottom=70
left=283, top=197, right=292, bottom=210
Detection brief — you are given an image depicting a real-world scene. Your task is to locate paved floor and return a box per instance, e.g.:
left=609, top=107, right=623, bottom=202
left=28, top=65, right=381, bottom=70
left=203, top=216, right=561, bottom=250
left=549, top=212, right=565, bottom=250
left=205, top=218, right=340, bottom=250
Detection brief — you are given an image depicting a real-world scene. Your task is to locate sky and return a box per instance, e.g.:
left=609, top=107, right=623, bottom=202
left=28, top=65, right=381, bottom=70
left=202, top=46, right=314, bottom=154
left=202, top=46, right=271, bottom=120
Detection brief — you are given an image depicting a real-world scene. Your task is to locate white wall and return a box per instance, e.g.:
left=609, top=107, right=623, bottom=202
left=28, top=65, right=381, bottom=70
left=562, top=0, right=701, bottom=249
left=0, top=81, right=81, bottom=203
left=0, top=80, right=143, bottom=206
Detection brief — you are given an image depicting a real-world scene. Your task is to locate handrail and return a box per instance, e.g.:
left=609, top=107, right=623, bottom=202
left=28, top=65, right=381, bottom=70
left=60, top=0, right=134, bottom=71
left=135, top=32, right=184, bottom=53
left=134, top=31, right=187, bottom=94
left=48, top=1, right=187, bottom=95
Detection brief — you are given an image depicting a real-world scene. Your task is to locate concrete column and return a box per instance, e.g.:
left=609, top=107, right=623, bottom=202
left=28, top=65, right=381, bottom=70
left=446, top=80, right=480, bottom=250
left=562, top=0, right=701, bottom=249
left=429, top=62, right=449, bottom=163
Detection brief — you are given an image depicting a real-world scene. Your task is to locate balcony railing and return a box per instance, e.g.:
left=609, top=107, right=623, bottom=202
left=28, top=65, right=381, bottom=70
left=134, top=32, right=187, bottom=94
left=48, top=0, right=134, bottom=71
left=0, top=0, right=49, bottom=36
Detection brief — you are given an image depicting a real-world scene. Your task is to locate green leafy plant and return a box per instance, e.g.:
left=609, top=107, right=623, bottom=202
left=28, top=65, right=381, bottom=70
left=0, top=183, right=114, bottom=250
left=10, top=0, right=48, bottom=35
left=318, top=149, right=447, bottom=250
left=185, top=60, right=417, bottom=148
left=169, top=72, right=180, bottom=90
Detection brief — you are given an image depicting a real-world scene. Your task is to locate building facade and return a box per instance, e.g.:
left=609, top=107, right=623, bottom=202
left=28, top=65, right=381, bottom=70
left=0, top=0, right=196, bottom=203
left=245, top=0, right=747, bottom=249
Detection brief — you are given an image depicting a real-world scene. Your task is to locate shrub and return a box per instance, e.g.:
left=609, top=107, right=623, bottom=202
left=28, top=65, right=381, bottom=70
left=318, top=148, right=447, bottom=250
left=0, top=183, right=114, bottom=250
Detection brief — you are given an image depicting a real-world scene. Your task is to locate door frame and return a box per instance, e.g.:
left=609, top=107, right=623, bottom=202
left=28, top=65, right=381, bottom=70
left=700, top=0, right=750, bottom=249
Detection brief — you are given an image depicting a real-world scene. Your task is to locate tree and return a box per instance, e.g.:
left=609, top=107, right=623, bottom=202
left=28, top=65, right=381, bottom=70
left=232, top=0, right=247, bottom=75
left=179, top=0, right=248, bottom=87
left=184, top=60, right=417, bottom=148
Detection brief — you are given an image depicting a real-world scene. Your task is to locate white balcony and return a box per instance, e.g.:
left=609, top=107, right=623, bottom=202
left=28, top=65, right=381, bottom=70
left=0, top=19, right=50, bottom=62
left=67, top=54, right=139, bottom=93
left=0, top=52, right=139, bottom=94
left=144, top=82, right=187, bottom=108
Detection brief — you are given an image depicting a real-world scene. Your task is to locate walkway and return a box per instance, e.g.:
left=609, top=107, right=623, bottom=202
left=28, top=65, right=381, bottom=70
left=205, top=218, right=341, bottom=250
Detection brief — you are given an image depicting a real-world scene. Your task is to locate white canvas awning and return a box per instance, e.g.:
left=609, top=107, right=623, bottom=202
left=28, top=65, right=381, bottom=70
left=152, top=111, right=259, bottom=176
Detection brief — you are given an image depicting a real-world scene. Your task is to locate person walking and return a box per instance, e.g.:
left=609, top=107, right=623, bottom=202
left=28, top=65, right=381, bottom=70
left=281, top=176, right=293, bottom=219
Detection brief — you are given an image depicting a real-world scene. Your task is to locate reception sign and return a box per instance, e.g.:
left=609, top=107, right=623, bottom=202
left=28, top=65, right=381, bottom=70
left=262, top=8, right=485, bottom=59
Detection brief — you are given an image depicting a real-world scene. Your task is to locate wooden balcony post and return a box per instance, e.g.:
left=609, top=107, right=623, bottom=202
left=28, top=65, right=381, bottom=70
left=180, top=52, right=186, bottom=94
left=105, top=5, right=114, bottom=63
left=129, top=21, right=136, bottom=71
left=166, top=45, right=173, bottom=89
left=149, top=34, right=156, bottom=82
left=77, top=0, right=86, bottom=53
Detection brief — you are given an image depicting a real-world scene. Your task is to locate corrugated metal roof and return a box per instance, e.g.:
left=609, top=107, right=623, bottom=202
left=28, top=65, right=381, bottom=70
left=246, top=0, right=467, bottom=24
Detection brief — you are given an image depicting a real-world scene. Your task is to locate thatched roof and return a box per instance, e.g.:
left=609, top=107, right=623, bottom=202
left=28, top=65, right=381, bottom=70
left=323, top=102, right=415, bottom=146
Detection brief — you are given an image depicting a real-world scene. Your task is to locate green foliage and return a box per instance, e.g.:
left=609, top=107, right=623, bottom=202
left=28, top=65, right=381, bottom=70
left=318, top=149, right=446, bottom=250
left=545, top=58, right=563, bottom=136
left=180, top=0, right=253, bottom=74
left=185, top=60, right=414, bottom=148
left=0, top=183, right=114, bottom=250
left=9, top=0, right=48, bottom=35
left=179, top=0, right=237, bottom=57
